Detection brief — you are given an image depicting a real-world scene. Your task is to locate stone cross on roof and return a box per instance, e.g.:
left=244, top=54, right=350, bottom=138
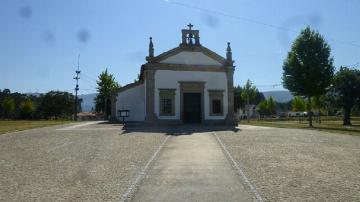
left=187, top=23, right=193, bottom=31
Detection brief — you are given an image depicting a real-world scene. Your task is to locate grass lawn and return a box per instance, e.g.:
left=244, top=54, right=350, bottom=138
left=0, top=120, right=72, bottom=134
left=241, top=117, right=360, bottom=136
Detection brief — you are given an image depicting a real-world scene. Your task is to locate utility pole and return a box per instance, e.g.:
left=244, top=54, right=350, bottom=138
left=73, top=54, right=81, bottom=121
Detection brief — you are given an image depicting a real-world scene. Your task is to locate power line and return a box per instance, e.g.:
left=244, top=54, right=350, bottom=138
left=350, top=62, right=359, bottom=67
left=163, top=0, right=360, bottom=48
left=81, top=72, right=98, bottom=82
left=80, top=76, right=97, bottom=88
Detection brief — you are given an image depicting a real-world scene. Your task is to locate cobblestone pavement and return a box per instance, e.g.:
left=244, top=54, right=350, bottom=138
left=0, top=122, right=167, bottom=201
left=217, top=125, right=360, bottom=201
left=2, top=123, right=359, bottom=201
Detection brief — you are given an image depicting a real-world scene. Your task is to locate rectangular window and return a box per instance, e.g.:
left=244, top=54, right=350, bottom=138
left=159, top=89, right=176, bottom=116
left=208, top=90, right=224, bottom=116
left=161, top=98, right=172, bottom=114
left=212, top=99, right=221, bottom=114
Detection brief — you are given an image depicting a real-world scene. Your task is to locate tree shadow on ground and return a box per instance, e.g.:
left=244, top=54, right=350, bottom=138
left=119, top=124, right=240, bottom=136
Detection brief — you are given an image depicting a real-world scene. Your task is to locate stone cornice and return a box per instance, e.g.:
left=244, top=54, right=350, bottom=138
left=152, top=45, right=227, bottom=65
left=142, top=63, right=232, bottom=72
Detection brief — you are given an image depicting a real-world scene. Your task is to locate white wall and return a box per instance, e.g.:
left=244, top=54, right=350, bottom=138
left=154, top=70, right=228, bottom=120
left=160, top=51, right=222, bottom=66
left=116, top=84, right=145, bottom=121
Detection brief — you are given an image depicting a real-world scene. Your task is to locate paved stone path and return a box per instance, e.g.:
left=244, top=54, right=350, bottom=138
left=131, top=132, right=254, bottom=202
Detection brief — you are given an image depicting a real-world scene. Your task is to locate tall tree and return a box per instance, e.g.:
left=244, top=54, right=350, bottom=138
left=254, top=92, right=266, bottom=105
left=233, top=85, right=244, bottom=112
left=267, top=96, right=276, bottom=115
left=38, top=91, right=74, bottom=119
left=2, top=96, right=15, bottom=118
left=95, top=69, right=120, bottom=119
left=241, top=79, right=258, bottom=122
left=257, top=100, right=268, bottom=118
left=332, top=66, right=360, bottom=125
left=19, top=98, right=34, bottom=119
left=282, top=26, right=334, bottom=127
left=0, top=89, right=11, bottom=118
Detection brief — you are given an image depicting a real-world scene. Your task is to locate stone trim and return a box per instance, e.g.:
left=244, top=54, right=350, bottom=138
left=224, top=66, right=238, bottom=125
left=208, top=90, right=224, bottom=116
left=152, top=45, right=226, bottom=65
left=159, top=89, right=176, bottom=116
left=179, top=81, right=205, bottom=123
left=143, top=63, right=227, bottom=72
left=181, top=29, right=200, bottom=46
left=145, top=69, right=158, bottom=123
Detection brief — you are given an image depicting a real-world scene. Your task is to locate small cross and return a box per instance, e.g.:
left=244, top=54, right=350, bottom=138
left=187, top=23, right=193, bottom=31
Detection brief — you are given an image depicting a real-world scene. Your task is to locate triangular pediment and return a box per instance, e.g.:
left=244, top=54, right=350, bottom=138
left=154, top=46, right=226, bottom=66
left=160, top=51, right=222, bottom=65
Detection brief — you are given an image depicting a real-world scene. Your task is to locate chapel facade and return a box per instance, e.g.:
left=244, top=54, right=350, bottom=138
left=111, top=24, right=237, bottom=125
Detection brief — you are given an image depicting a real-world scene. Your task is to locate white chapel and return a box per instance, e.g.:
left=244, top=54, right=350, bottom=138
left=111, top=24, right=237, bottom=125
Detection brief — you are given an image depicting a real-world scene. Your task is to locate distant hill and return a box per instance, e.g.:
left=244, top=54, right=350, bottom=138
left=262, top=90, right=293, bottom=103
left=79, top=93, right=97, bottom=112
left=26, top=92, right=42, bottom=97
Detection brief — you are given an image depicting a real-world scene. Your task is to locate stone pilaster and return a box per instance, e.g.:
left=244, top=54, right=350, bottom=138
left=225, top=66, right=237, bottom=125
left=145, top=69, right=158, bottom=123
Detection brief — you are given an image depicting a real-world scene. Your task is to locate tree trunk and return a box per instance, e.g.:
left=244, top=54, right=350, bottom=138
left=343, top=106, right=351, bottom=125
left=308, top=97, right=313, bottom=127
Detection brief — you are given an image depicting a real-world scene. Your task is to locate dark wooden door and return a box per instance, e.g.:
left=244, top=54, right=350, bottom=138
left=183, top=93, right=201, bottom=123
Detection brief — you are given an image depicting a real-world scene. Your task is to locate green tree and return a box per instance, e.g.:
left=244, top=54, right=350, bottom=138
left=257, top=100, right=268, bottom=118
left=282, top=26, right=334, bottom=127
left=332, top=67, right=360, bottom=125
left=133, top=73, right=141, bottom=83
left=311, top=95, right=325, bottom=123
left=0, top=89, right=11, bottom=118
left=2, top=96, right=15, bottom=118
left=241, top=79, right=258, bottom=122
left=323, top=88, right=339, bottom=116
left=19, top=98, right=34, bottom=119
left=291, top=96, right=306, bottom=123
left=95, top=69, right=120, bottom=119
left=291, top=96, right=306, bottom=112
left=38, top=91, right=74, bottom=119
left=254, top=92, right=266, bottom=106
left=257, top=97, right=276, bottom=118
left=267, top=96, right=276, bottom=115
left=233, top=85, right=244, bottom=112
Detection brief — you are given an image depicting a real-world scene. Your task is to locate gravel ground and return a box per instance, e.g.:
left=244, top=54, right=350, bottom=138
left=0, top=122, right=167, bottom=201
left=217, top=125, right=360, bottom=201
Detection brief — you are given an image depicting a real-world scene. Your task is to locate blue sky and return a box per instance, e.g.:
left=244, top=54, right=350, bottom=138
left=1, top=0, right=359, bottom=94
